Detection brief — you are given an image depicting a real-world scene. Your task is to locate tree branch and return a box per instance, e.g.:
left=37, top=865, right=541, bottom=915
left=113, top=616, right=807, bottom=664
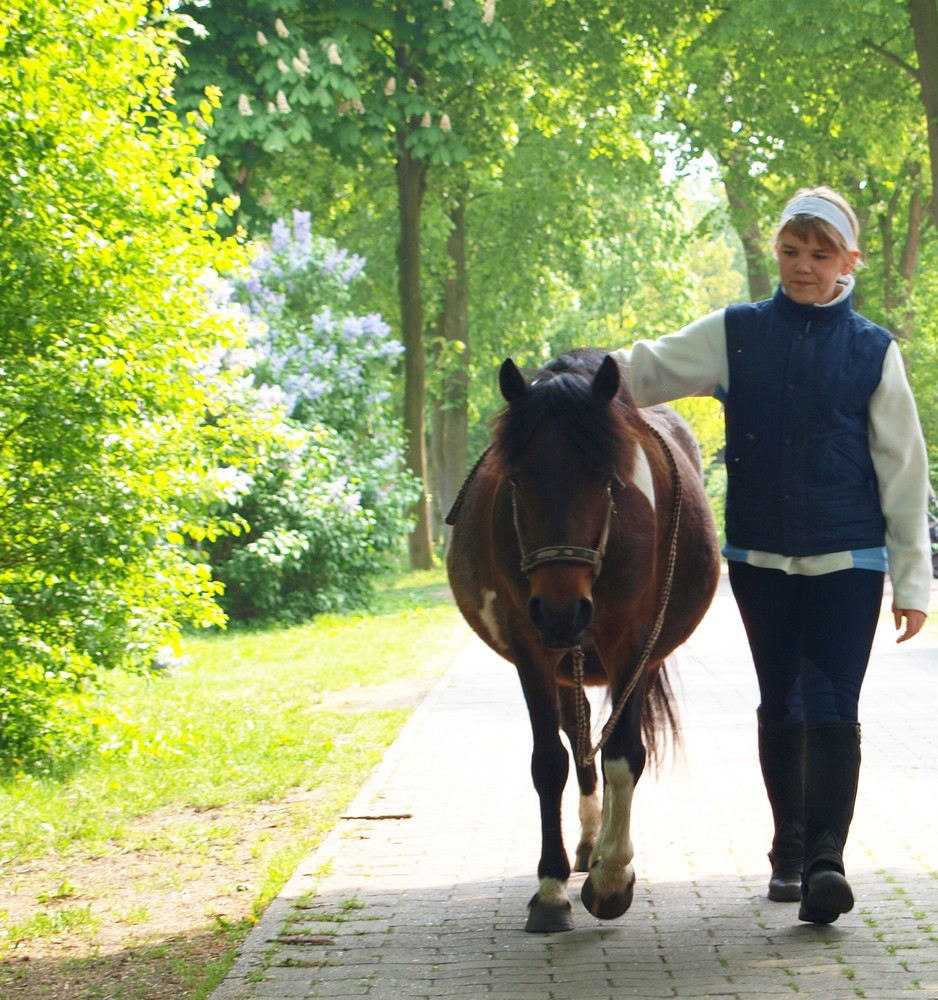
left=861, top=38, right=919, bottom=82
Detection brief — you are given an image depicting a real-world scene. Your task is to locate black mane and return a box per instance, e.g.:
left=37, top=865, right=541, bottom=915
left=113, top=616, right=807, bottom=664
left=494, top=350, right=634, bottom=473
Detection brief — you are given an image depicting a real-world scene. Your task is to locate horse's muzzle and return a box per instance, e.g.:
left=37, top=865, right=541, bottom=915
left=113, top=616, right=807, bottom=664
left=528, top=594, right=594, bottom=649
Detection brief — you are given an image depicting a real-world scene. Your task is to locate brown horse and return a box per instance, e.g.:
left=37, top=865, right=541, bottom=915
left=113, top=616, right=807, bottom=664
left=446, top=349, right=720, bottom=933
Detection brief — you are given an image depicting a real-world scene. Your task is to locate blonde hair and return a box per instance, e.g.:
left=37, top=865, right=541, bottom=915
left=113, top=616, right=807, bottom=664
left=773, top=186, right=860, bottom=261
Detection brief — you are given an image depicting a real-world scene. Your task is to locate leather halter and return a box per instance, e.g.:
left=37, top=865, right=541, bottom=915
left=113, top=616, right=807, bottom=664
left=512, top=481, right=616, bottom=577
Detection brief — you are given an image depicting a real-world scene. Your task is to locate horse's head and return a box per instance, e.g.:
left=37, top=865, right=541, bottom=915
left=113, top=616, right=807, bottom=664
left=496, top=352, right=632, bottom=649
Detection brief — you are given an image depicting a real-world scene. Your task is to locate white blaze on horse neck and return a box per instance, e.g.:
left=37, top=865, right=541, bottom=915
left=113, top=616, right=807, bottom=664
left=632, top=444, right=656, bottom=510
left=478, top=588, right=508, bottom=653
left=588, top=757, right=636, bottom=896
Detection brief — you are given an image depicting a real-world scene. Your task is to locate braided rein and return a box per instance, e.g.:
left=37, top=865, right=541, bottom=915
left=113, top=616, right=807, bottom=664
left=572, top=422, right=684, bottom=768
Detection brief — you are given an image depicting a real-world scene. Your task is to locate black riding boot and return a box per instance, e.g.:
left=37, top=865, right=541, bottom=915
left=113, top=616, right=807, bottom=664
left=799, top=722, right=861, bottom=924
left=757, top=710, right=804, bottom=902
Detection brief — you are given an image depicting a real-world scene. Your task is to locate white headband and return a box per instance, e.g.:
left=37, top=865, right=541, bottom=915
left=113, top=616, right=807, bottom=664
left=779, top=196, right=855, bottom=248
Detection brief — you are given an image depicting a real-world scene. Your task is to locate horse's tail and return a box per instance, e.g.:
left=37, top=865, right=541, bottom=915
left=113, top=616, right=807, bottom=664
left=641, top=659, right=681, bottom=773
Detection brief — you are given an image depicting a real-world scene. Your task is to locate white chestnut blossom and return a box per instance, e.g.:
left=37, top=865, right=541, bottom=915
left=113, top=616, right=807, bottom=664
left=440, top=113, right=452, bottom=131
left=483, top=0, right=495, bottom=25
left=420, top=112, right=432, bottom=127
left=257, top=30, right=268, bottom=45
left=274, top=17, right=289, bottom=38
left=327, top=42, right=342, bottom=65
left=238, top=93, right=253, bottom=116
left=276, top=90, right=291, bottom=114
left=384, top=77, right=396, bottom=96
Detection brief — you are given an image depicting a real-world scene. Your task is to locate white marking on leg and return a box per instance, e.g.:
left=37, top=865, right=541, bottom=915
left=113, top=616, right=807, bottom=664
left=631, top=444, right=656, bottom=511
left=478, top=589, right=508, bottom=652
left=589, top=757, right=636, bottom=897
left=536, top=876, right=570, bottom=908
left=577, top=790, right=601, bottom=864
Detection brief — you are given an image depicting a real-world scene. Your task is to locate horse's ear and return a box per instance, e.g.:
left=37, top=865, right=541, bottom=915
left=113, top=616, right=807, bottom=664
left=499, top=358, right=528, bottom=403
left=592, top=354, right=621, bottom=402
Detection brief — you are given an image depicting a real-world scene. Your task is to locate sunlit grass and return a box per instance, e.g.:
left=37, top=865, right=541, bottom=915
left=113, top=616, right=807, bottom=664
left=4, top=903, right=99, bottom=945
left=0, top=569, right=465, bottom=862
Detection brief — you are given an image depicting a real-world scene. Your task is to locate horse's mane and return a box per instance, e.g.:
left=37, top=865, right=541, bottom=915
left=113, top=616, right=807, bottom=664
left=493, top=349, right=635, bottom=473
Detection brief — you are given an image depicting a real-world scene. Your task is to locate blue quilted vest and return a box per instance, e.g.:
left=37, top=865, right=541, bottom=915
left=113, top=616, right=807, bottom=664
left=723, top=286, right=893, bottom=556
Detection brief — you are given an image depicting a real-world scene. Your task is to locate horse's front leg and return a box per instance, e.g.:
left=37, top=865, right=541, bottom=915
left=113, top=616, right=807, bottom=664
left=559, top=683, right=601, bottom=872
left=580, top=679, right=647, bottom=921
left=516, top=660, right=576, bottom=934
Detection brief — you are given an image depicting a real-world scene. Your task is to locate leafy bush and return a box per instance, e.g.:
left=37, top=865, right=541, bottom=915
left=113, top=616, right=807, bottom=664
left=0, top=1, right=272, bottom=773
left=208, top=212, right=418, bottom=622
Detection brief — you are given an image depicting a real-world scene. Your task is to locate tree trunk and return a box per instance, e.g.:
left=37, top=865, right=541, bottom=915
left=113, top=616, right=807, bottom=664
left=396, top=137, right=434, bottom=570
left=876, top=163, right=924, bottom=341
left=722, top=161, right=774, bottom=302
left=431, top=194, right=470, bottom=544
left=909, top=0, right=938, bottom=229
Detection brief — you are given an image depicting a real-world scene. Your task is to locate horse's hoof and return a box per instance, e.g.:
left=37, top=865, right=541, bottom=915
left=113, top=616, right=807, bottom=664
left=574, top=843, right=593, bottom=873
left=581, top=870, right=635, bottom=920
left=525, top=894, right=575, bottom=933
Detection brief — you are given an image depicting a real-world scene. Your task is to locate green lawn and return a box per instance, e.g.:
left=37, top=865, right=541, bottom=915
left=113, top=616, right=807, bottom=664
left=0, top=568, right=467, bottom=1000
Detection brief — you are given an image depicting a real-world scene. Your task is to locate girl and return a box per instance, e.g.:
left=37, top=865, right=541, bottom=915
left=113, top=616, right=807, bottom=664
left=612, top=186, right=932, bottom=924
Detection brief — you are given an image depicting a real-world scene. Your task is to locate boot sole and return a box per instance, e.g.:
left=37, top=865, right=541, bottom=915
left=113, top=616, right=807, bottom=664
left=798, top=870, right=854, bottom=924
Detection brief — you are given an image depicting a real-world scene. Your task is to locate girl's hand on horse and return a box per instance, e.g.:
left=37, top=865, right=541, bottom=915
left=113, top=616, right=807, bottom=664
left=893, top=607, right=926, bottom=643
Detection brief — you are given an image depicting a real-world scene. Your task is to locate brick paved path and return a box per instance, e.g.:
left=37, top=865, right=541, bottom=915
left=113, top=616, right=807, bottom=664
left=211, top=576, right=938, bottom=1000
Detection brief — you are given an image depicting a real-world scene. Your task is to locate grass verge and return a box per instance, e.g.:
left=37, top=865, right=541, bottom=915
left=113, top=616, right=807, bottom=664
left=0, top=568, right=466, bottom=1000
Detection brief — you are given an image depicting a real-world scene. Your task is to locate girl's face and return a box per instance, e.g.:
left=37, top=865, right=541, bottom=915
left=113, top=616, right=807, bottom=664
left=776, top=228, right=859, bottom=306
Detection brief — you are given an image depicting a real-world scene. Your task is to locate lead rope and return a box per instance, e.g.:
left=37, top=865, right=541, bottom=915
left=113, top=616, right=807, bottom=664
left=445, top=445, right=491, bottom=526
left=573, top=423, right=684, bottom=768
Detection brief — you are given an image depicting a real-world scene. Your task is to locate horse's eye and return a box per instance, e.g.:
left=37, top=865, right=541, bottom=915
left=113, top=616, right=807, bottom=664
left=508, top=475, right=522, bottom=490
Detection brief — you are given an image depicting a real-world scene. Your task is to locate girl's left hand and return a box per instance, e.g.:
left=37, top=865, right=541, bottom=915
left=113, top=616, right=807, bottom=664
left=893, top=607, right=927, bottom=643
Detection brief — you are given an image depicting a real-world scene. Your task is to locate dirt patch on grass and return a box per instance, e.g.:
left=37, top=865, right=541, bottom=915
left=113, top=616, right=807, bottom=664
left=1, top=796, right=315, bottom=998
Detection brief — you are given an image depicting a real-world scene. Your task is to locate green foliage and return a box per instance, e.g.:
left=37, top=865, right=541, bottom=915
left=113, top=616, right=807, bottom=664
left=208, top=426, right=408, bottom=621
left=176, top=0, right=511, bottom=233
left=206, top=212, right=419, bottom=622
left=0, top=0, right=269, bottom=773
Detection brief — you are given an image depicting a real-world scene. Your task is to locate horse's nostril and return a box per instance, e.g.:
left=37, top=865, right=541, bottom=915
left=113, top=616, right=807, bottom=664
left=528, top=595, right=546, bottom=630
left=575, top=597, right=594, bottom=632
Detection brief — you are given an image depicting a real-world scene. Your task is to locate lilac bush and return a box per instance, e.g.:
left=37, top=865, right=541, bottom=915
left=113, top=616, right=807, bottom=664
left=209, top=212, right=418, bottom=622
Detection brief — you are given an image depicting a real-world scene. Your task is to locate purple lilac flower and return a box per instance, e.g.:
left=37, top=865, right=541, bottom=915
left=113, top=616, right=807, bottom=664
left=311, top=308, right=336, bottom=334
left=341, top=255, right=366, bottom=282
left=321, top=248, right=348, bottom=276
left=284, top=372, right=328, bottom=403
left=371, top=449, right=400, bottom=470
left=340, top=490, right=363, bottom=514
left=270, top=218, right=291, bottom=253
left=380, top=339, right=405, bottom=358
left=361, top=313, right=390, bottom=338
left=292, top=209, right=312, bottom=246
left=340, top=316, right=364, bottom=342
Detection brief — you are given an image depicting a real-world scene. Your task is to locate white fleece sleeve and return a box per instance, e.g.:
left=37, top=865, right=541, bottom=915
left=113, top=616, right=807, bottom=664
left=869, top=341, right=932, bottom=613
left=609, top=309, right=730, bottom=407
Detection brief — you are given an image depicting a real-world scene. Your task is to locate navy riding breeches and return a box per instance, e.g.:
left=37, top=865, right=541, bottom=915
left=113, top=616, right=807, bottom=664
left=727, top=560, right=884, bottom=726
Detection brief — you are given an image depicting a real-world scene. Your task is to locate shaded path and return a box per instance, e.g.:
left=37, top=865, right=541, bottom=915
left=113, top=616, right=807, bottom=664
left=211, top=576, right=938, bottom=999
